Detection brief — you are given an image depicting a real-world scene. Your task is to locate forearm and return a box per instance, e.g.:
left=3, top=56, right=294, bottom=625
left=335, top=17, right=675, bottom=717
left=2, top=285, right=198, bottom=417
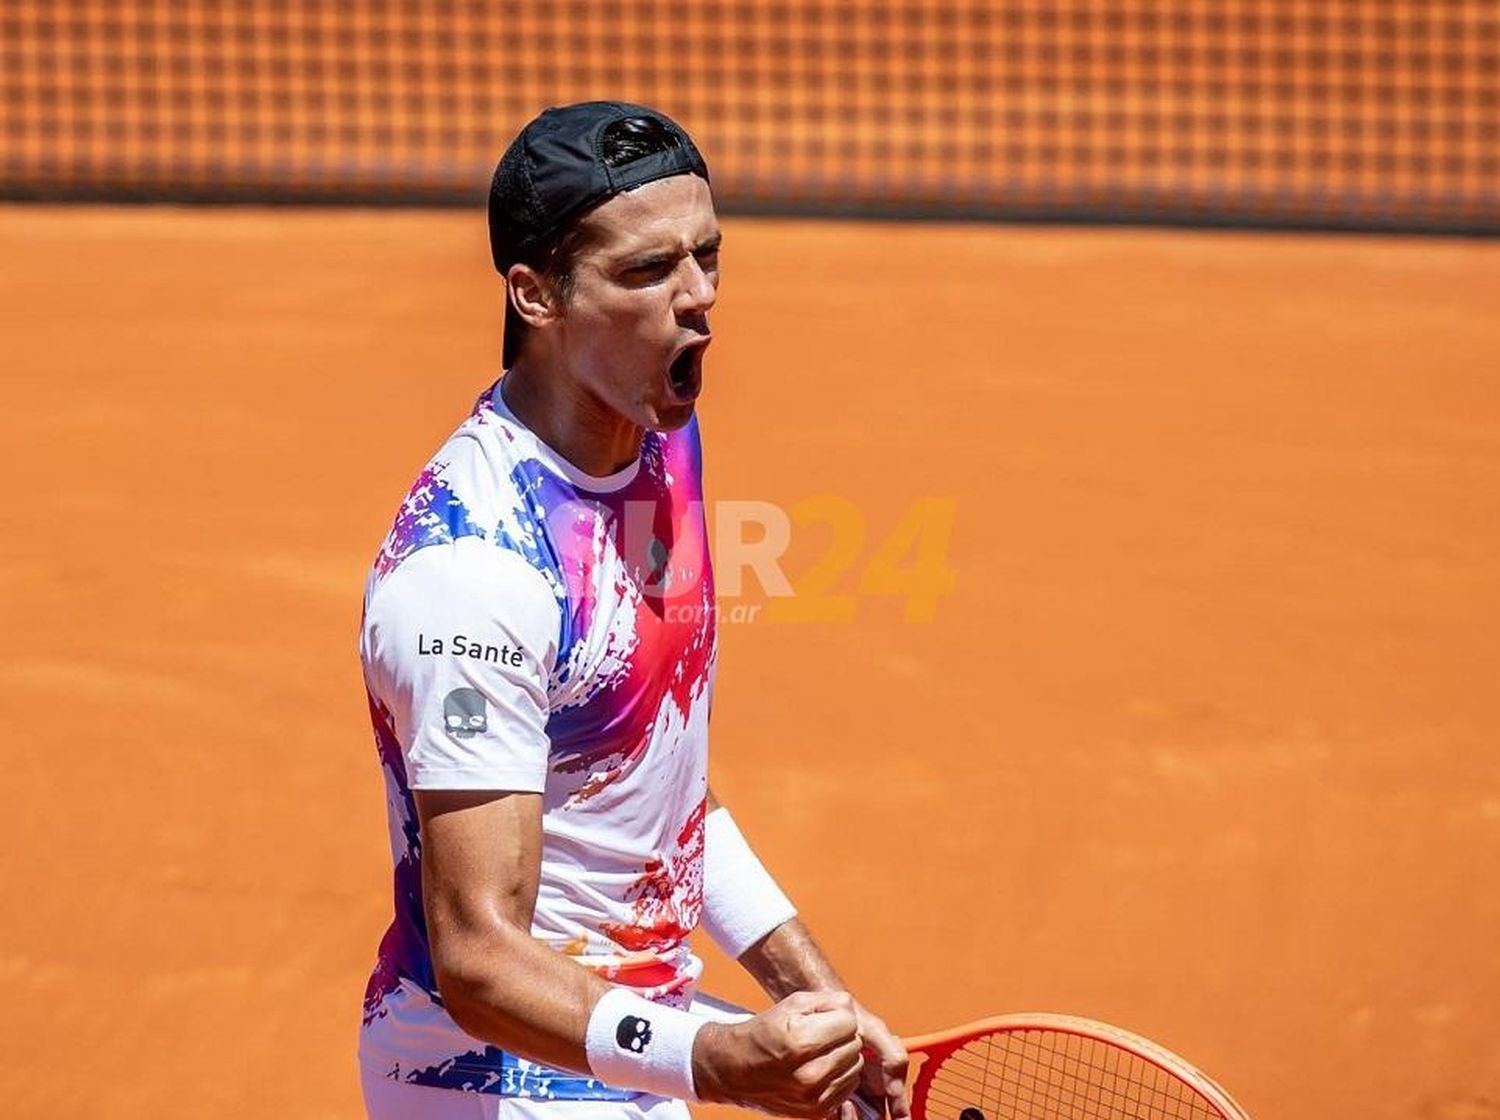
left=702, top=789, right=842, bottom=999
left=410, top=787, right=862, bottom=1109
left=701, top=792, right=800, bottom=966
left=430, top=913, right=610, bottom=1074
left=740, top=918, right=913, bottom=1120
left=738, top=917, right=845, bottom=1000
left=417, top=788, right=614, bottom=1076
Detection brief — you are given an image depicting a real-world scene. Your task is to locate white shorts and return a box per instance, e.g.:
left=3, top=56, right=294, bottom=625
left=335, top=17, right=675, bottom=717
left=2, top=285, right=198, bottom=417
left=360, top=1066, right=693, bottom=1120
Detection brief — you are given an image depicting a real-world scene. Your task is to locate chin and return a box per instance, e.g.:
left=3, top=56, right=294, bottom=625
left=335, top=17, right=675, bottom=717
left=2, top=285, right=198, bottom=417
left=648, top=398, right=698, bottom=432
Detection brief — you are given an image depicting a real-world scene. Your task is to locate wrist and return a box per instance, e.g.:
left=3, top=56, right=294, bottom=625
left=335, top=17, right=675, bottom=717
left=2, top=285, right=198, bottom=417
left=741, top=919, right=845, bottom=1000
left=702, top=808, right=798, bottom=960
left=689, top=1021, right=734, bottom=1104
left=585, top=986, right=705, bottom=1101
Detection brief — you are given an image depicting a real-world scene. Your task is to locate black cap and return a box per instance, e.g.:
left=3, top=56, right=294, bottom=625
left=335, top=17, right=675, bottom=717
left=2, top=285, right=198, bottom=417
left=488, top=101, right=710, bottom=275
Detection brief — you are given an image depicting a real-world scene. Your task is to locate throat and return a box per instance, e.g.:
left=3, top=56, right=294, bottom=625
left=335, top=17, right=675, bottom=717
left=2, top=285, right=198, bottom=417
left=500, top=369, right=644, bottom=478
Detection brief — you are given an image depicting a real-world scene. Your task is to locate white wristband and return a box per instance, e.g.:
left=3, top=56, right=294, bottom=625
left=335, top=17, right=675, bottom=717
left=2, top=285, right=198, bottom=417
left=701, top=807, right=798, bottom=959
left=585, top=986, right=704, bottom=1101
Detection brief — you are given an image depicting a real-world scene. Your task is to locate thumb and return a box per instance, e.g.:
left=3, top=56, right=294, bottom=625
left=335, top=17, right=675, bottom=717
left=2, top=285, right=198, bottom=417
left=790, top=994, right=861, bottom=1052
left=794, top=989, right=858, bottom=1015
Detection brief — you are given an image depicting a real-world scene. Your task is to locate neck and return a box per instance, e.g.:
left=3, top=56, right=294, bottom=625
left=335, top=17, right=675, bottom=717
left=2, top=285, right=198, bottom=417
left=501, top=355, right=644, bottom=478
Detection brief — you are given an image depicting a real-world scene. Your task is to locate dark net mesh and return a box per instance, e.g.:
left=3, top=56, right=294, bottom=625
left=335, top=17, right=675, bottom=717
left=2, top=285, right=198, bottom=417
left=922, top=1029, right=1227, bottom=1120
left=2, top=1, right=1496, bottom=230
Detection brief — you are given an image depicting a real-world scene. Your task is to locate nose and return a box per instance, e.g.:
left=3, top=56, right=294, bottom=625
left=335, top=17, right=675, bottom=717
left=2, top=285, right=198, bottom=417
left=676, top=255, right=717, bottom=319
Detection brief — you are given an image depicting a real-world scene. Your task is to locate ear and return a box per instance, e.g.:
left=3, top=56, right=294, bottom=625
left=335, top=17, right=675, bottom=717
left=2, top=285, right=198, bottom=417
left=505, top=264, right=559, bottom=330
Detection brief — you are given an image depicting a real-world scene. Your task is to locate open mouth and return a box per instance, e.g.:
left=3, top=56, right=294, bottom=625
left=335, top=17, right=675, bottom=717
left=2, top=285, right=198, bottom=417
left=666, top=338, right=710, bottom=402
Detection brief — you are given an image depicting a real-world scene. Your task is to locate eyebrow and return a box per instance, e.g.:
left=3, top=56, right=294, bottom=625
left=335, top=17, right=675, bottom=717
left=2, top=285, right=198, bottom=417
left=620, top=232, right=722, bottom=271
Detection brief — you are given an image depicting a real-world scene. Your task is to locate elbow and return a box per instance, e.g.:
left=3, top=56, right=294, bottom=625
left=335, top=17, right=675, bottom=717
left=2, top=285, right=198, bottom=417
left=428, top=920, right=513, bottom=1039
left=432, top=966, right=487, bottom=1040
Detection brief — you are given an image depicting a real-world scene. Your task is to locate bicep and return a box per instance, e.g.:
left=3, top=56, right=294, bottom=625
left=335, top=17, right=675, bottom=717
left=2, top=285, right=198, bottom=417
left=416, top=788, right=543, bottom=942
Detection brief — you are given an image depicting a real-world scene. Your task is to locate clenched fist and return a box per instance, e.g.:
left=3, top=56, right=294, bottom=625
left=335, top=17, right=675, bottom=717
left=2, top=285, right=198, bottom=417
left=692, top=990, right=865, bottom=1117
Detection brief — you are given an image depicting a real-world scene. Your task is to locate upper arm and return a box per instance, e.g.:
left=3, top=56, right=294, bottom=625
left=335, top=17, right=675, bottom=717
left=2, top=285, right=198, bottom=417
left=362, top=538, right=561, bottom=967
left=413, top=787, right=605, bottom=1060
left=416, top=789, right=544, bottom=944
left=363, top=538, right=560, bottom=792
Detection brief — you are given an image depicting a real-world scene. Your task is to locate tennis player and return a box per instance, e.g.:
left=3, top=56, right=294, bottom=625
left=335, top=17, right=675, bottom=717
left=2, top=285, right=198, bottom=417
left=357, top=101, right=909, bottom=1120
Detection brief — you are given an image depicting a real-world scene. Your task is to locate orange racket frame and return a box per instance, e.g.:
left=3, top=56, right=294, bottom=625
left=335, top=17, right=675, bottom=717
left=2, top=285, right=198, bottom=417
left=899, top=1012, right=1251, bottom=1120
left=691, top=996, right=1251, bottom=1120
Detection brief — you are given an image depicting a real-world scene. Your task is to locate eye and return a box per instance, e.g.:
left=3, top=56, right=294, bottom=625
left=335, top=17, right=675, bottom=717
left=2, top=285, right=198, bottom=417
left=622, top=259, right=675, bottom=285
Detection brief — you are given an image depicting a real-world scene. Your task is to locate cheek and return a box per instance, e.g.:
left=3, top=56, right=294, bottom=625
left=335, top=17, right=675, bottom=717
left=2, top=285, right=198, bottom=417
left=580, top=282, right=671, bottom=338
left=573, top=304, right=669, bottom=373
left=615, top=297, right=670, bottom=345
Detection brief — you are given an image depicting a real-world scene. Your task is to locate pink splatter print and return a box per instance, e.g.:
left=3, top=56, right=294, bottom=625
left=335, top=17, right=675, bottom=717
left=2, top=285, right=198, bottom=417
left=600, top=799, right=706, bottom=952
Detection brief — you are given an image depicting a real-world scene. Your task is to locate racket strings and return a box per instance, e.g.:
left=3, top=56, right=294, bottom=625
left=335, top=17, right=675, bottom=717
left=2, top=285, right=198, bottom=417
left=921, top=1029, right=1223, bottom=1120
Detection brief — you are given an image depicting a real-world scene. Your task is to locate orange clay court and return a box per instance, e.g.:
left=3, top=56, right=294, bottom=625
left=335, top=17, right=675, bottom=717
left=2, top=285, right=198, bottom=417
left=0, top=206, right=1497, bottom=1120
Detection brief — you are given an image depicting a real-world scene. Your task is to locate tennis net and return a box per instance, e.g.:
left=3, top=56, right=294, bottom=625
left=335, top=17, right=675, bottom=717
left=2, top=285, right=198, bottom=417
left=3, top=1, right=1496, bottom=231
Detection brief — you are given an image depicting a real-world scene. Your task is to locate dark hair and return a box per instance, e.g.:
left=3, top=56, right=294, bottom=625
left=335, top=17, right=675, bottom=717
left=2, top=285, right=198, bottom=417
left=502, top=116, right=689, bottom=367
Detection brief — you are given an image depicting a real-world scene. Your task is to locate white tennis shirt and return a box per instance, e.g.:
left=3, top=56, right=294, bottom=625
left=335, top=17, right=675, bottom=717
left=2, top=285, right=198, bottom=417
left=358, top=381, right=717, bottom=1098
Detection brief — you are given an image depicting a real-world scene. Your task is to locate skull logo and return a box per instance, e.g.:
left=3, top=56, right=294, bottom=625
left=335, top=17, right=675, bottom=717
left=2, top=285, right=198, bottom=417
left=442, top=687, right=487, bottom=739
left=615, top=1015, right=652, bottom=1054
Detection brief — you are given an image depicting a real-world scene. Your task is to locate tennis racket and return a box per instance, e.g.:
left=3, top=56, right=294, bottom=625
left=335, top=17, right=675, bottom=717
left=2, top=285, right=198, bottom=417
left=892, top=1012, right=1250, bottom=1120
left=690, top=998, right=1251, bottom=1120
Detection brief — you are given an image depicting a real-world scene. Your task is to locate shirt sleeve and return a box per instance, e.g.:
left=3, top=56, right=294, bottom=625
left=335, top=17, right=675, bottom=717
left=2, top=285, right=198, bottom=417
left=361, top=536, right=560, bottom=792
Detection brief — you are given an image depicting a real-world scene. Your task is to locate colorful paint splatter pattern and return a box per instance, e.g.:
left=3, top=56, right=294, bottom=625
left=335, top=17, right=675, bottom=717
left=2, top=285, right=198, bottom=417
left=360, top=383, right=716, bottom=1098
